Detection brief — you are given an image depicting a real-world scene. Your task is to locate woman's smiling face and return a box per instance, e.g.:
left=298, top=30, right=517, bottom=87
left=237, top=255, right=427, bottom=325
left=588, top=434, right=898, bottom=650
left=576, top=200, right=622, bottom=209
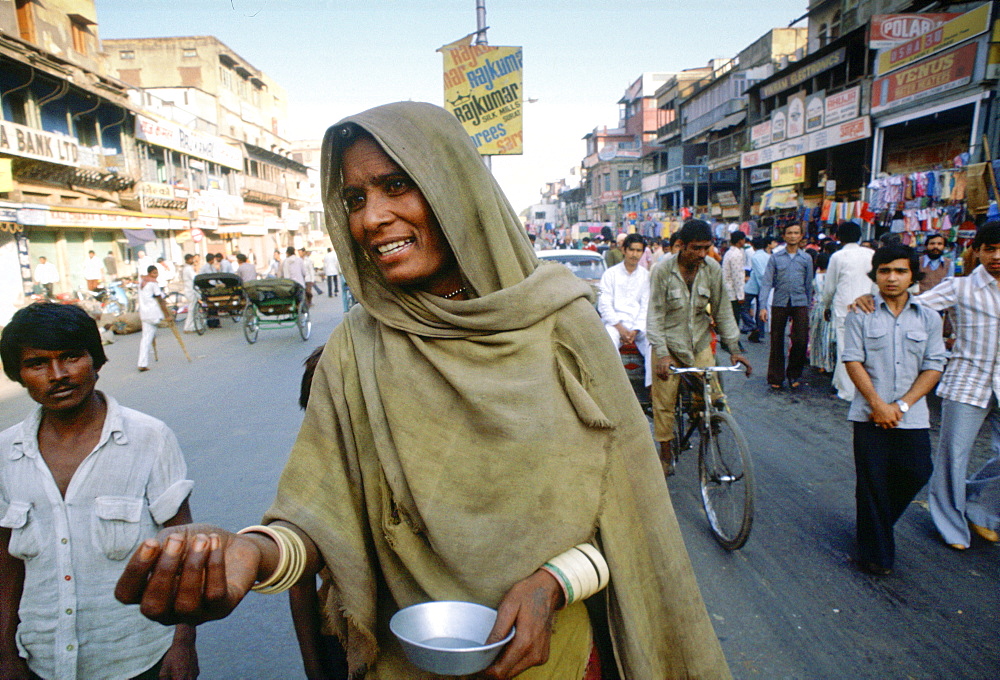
left=341, top=136, right=462, bottom=296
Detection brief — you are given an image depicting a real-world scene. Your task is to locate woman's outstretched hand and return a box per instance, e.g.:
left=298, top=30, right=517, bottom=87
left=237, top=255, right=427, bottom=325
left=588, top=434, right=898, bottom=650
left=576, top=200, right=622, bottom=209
left=115, top=524, right=263, bottom=626
left=478, top=570, right=564, bottom=680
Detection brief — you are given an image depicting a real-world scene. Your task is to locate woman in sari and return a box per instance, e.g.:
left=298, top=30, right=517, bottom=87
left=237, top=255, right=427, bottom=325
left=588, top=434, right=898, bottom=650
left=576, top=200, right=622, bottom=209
left=116, top=102, right=730, bottom=680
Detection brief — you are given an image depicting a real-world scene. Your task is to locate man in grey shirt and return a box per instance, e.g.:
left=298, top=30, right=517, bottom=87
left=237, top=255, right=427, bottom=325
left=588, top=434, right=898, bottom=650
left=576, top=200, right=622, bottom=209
left=759, top=223, right=813, bottom=389
left=843, top=244, right=946, bottom=575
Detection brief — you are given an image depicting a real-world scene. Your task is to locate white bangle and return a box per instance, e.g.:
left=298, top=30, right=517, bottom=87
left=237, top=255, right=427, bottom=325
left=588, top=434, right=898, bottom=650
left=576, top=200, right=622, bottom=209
left=541, top=543, right=609, bottom=607
left=238, top=524, right=307, bottom=594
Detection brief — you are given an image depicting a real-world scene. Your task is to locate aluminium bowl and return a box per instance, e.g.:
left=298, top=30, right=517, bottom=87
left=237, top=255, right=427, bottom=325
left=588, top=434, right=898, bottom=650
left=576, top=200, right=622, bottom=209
left=389, top=601, right=515, bottom=676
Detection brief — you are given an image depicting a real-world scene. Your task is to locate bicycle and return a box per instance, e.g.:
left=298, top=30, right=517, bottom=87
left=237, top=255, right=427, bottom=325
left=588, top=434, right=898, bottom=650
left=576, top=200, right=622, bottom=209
left=670, top=365, right=755, bottom=550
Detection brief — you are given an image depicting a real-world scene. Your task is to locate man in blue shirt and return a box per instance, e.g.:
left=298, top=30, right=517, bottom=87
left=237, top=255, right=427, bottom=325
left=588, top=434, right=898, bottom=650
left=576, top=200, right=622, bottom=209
left=843, top=245, right=946, bottom=575
left=758, top=224, right=813, bottom=388
left=743, top=236, right=775, bottom=343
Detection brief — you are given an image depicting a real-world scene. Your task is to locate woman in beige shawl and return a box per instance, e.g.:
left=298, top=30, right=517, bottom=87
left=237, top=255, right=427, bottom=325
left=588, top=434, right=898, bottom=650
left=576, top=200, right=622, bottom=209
left=116, top=102, right=731, bottom=680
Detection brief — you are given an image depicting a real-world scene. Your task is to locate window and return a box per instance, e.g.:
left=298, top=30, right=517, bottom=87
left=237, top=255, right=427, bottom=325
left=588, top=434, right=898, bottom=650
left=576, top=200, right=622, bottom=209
left=70, top=16, right=90, bottom=54
left=603, top=174, right=611, bottom=192
left=182, top=48, right=197, bottom=58
left=120, top=50, right=135, bottom=60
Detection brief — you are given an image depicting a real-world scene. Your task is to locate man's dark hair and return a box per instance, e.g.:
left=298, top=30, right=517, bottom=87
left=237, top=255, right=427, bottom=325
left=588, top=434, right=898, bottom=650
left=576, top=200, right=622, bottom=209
left=215, top=252, right=224, bottom=259
left=623, top=233, right=645, bottom=250
left=668, top=233, right=682, bottom=247
left=924, top=232, right=946, bottom=246
left=973, top=221, right=1000, bottom=249
left=868, top=244, right=924, bottom=283
left=236, top=253, right=248, bottom=263
left=582, top=237, right=591, bottom=243
left=184, top=254, right=194, bottom=263
left=730, top=230, right=746, bottom=245
left=878, top=232, right=902, bottom=248
left=1, top=303, right=108, bottom=383
left=146, top=265, right=158, bottom=274
left=677, top=220, right=713, bottom=244
left=782, top=222, right=803, bottom=235
left=838, top=222, right=861, bottom=243
left=816, top=252, right=831, bottom=271
left=751, top=236, right=767, bottom=250
left=205, top=253, right=215, bottom=263
left=286, top=246, right=296, bottom=256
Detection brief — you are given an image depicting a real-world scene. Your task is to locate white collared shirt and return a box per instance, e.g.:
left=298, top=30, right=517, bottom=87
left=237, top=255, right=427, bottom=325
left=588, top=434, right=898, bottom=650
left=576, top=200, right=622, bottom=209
left=821, top=242, right=874, bottom=316
left=598, top=261, right=650, bottom=331
left=918, top=265, right=1000, bottom=407
left=0, top=395, right=193, bottom=680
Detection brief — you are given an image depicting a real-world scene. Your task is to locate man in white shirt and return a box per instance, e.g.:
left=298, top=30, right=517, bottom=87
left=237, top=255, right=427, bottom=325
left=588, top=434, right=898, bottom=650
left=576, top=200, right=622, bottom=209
left=0, top=303, right=197, bottom=680
left=280, top=246, right=306, bottom=286
left=598, top=234, right=652, bottom=387
left=722, top=231, right=747, bottom=329
left=82, top=250, right=103, bottom=291
left=137, top=266, right=169, bottom=372
left=821, top=222, right=874, bottom=401
left=33, top=256, right=59, bottom=298
left=136, top=251, right=155, bottom=279
left=323, top=247, right=341, bottom=296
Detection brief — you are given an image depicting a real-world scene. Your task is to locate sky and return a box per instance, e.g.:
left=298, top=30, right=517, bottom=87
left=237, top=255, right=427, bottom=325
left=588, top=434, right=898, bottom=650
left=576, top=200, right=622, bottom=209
left=95, top=0, right=809, bottom=213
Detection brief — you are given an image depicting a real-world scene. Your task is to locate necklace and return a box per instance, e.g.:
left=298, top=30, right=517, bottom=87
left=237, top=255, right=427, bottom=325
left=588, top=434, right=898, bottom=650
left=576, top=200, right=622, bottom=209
left=442, top=286, right=466, bottom=299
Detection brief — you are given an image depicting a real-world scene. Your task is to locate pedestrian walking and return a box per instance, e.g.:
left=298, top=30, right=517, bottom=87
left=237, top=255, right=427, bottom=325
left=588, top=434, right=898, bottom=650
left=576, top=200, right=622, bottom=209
left=235, top=253, right=257, bottom=283
left=266, top=250, right=281, bottom=278
left=0, top=303, right=198, bottom=680
left=180, top=253, right=197, bottom=333
left=821, top=222, right=874, bottom=400
left=103, top=250, right=118, bottom=280
left=722, top=230, right=747, bottom=330
left=33, top=256, right=58, bottom=298
left=299, top=248, right=322, bottom=302
left=323, top=247, right=340, bottom=296
left=115, top=101, right=733, bottom=680
left=744, top=237, right=774, bottom=342
left=83, top=250, right=103, bottom=291
left=759, top=223, right=813, bottom=389
left=137, top=266, right=169, bottom=372
left=843, top=245, right=946, bottom=575
left=808, top=252, right=837, bottom=373
left=647, top=219, right=751, bottom=474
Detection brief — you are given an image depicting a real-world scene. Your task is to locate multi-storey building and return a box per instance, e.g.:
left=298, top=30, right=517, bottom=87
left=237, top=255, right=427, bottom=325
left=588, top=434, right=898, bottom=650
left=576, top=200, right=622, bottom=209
left=104, top=36, right=309, bottom=264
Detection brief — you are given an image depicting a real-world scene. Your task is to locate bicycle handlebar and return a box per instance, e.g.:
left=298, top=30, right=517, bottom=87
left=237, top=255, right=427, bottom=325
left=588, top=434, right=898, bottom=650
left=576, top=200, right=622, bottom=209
left=668, top=365, right=743, bottom=374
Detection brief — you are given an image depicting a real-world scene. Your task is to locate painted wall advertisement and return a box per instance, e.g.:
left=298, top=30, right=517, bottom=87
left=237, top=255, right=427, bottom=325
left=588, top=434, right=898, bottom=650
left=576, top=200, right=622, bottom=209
left=824, top=86, right=861, bottom=126
left=871, top=42, right=978, bottom=113
left=805, top=91, right=825, bottom=133
left=770, top=107, right=787, bottom=143
left=771, top=156, right=806, bottom=187
left=875, top=3, right=991, bottom=76
left=869, top=13, right=961, bottom=49
left=786, top=92, right=806, bottom=139
left=750, top=120, right=772, bottom=150
left=441, top=42, right=524, bottom=155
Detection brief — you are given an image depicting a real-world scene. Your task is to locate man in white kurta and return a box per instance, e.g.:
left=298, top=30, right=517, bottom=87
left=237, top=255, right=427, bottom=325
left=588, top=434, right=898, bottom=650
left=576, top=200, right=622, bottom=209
left=137, top=266, right=166, bottom=371
left=598, top=234, right=652, bottom=386
left=821, top=223, right=874, bottom=401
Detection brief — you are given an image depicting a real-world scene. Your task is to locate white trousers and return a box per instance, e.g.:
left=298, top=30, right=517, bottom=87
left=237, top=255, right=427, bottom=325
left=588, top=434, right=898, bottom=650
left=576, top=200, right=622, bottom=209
left=183, top=288, right=196, bottom=332
left=832, top=313, right=855, bottom=401
left=138, top=321, right=157, bottom=368
left=606, top=325, right=652, bottom=387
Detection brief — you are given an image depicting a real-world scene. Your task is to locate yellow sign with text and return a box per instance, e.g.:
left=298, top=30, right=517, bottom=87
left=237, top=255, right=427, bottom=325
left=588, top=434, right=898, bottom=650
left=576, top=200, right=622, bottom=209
left=441, top=44, right=523, bottom=155
left=876, top=3, right=991, bottom=75
left=771, top=156, right=806, bottom=187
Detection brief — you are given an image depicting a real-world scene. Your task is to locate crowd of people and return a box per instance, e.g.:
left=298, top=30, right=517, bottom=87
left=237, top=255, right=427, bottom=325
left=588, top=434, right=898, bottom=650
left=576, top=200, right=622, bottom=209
left=2, top=99, right=998, bottom=680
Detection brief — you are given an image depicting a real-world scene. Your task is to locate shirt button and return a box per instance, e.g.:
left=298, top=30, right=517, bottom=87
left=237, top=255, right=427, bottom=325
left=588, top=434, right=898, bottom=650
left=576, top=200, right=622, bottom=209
left=66, top=608, right=73, bottom=615
left=64, top=575, right=72, bottom=581
left=61, top=538, right=68, bottom=544
left=67, top=644, right=74, bottom=651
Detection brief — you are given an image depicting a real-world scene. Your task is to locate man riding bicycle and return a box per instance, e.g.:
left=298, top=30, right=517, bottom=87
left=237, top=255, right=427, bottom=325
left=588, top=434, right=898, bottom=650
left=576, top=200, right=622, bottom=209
left=647, top=219, right=752, bottom=476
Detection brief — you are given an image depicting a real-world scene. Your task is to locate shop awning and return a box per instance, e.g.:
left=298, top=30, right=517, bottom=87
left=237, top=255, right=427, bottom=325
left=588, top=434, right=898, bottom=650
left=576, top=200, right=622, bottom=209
left=710, top=111, right=747, bottom=132
left=123, top=228, right=156, bottom=248
left=760, top=187, right=799, bottom=211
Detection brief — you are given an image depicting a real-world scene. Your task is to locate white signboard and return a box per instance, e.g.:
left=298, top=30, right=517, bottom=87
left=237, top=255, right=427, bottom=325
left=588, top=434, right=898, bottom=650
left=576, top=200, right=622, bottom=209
left=825, top=86, right=861, bottom=126
left=751, top=120, right=772, bottom=150
left=136, top=115, right=243, bottom=170
left=0, top=120, right=79, bottom=167
left=805, top=91, right=826, bottom=133
left=740, top=117, right=871, bottom=168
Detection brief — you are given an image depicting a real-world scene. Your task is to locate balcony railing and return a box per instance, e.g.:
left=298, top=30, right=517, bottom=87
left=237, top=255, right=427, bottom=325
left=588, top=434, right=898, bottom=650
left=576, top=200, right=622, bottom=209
left=664, top=165, right=708, bottom=186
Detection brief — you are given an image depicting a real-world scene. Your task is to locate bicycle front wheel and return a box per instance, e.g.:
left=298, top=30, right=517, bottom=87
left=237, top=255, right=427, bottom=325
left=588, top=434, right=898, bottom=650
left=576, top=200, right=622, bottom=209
left=699, top=411, right=754, bottom=550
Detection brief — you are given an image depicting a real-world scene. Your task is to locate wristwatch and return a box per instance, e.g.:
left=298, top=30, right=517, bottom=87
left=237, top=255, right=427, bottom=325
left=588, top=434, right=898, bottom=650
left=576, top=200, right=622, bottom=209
left=895, top=399, right=909, bottom=413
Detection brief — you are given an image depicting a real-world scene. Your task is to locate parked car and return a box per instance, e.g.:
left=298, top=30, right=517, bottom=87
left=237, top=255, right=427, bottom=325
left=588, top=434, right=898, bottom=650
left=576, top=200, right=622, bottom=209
left=536, top=249, right=606, bottom=300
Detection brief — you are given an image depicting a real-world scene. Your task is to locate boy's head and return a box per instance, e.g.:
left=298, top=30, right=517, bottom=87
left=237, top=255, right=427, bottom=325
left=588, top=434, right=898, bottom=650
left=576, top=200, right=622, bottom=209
left=1, top=303, right=108, bottom=387
left=868, top=244, right=923, bottom=293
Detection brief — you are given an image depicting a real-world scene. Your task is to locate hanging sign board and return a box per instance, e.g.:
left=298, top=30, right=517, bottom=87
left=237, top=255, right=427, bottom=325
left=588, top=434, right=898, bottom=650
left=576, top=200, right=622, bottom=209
left=869, top=13, right=961, bottom=49
left=441, top=41, right=524, bottom=155
left=871, top=42, right=978, bottom=113
left=875, top=3, right=991, bottom=76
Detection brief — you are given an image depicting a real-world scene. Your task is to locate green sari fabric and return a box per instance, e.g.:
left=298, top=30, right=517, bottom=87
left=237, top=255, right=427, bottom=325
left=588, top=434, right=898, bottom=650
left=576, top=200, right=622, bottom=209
left=264, top=101, right=731, bottom=679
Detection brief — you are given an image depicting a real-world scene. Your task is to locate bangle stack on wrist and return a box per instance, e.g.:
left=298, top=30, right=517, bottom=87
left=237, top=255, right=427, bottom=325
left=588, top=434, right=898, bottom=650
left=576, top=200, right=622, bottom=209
left=237, top=524, right=307, bottom=594
left=541, top=543, right=610, bottom=607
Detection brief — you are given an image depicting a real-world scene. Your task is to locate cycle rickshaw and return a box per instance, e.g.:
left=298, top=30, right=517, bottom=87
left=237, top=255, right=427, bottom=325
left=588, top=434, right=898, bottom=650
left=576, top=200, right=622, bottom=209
left=191, top=273, right=245, bottom=334
left=241, top=278, right=311, bottom=344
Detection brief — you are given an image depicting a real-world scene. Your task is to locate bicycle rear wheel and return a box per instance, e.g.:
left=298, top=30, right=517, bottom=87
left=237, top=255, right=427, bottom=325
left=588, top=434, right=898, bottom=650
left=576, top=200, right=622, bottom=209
left=699, top=411, right=754, bottom=550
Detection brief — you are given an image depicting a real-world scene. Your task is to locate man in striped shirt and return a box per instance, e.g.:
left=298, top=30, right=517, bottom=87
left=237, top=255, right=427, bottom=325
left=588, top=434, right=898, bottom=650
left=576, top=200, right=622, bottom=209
left=920, top=222, right=1000, bottom=549
left=860, top=222, right=1000, bottom=548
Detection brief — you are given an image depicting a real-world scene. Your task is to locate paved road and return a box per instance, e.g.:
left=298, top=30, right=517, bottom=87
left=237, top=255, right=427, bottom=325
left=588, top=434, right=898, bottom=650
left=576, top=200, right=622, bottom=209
left=2, top=296, right=998, bottom=679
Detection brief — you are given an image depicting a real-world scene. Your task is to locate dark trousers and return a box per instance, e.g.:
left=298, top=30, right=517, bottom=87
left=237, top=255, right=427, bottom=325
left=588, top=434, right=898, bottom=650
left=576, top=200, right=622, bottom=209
left=326, top=274, right=339, bottom=296
left=744, top=294, right=765, bottom=337
left=853, top=422, right=933, bottom=568
left=767, top=305, right=809, bottom=385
